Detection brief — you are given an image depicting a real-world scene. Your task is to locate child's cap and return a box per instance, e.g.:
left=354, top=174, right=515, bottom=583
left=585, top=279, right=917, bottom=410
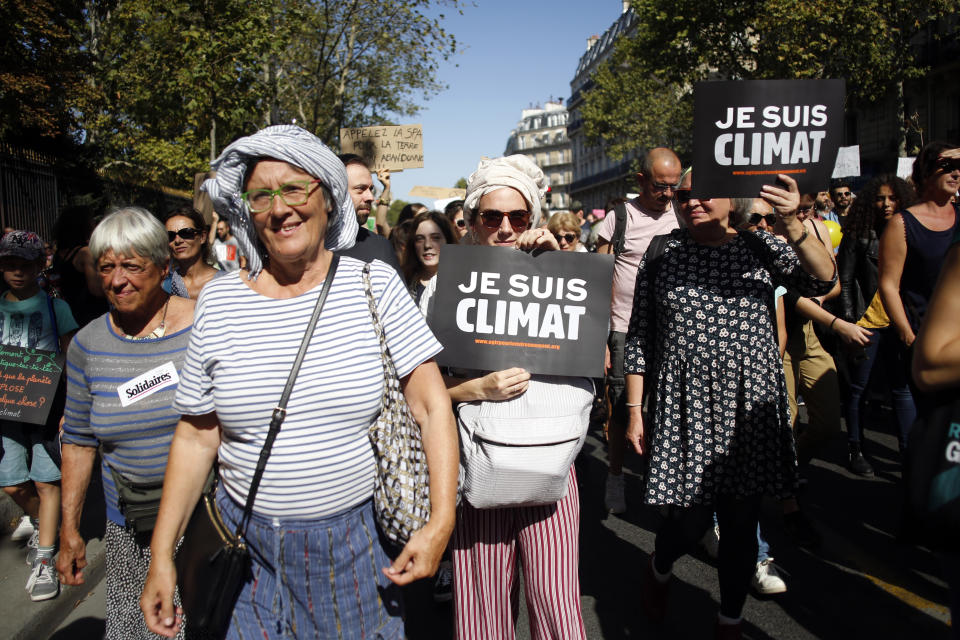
left=0, top=231, right=45, bottom=262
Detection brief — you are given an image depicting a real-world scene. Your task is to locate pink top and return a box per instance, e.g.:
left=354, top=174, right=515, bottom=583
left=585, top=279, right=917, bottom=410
left=597, top=198, right=680, bottom=332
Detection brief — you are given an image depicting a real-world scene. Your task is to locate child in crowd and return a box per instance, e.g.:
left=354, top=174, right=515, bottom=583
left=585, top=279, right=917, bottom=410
left=0, top=231, right=78, bottom=601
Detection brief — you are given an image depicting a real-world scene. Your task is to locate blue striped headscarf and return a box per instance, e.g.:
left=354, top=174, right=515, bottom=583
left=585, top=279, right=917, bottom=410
left=203, top=125, right=358, bottom=280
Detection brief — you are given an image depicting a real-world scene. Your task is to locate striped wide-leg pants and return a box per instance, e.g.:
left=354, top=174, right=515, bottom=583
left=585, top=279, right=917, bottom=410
left=452, top=468, right=585, bottom=640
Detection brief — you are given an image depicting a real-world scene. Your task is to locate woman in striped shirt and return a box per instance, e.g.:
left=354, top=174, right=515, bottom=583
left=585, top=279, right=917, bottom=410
left=58, top=207, right=196, bottom=639
left=141, top=125, right=458, bottom=640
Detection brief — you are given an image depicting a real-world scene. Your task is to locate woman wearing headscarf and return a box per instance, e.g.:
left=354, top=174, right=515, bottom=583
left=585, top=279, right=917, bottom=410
left=624, top=171, right=836, bottom=638
left=58, top=208, right=195, bottom=638
left=446, top=155, right=592, bottom=639
left=140, top=125, right=458, bottom=639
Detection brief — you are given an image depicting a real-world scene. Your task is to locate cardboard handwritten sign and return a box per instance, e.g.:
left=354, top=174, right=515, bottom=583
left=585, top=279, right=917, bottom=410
left=0, top=345, right=65, bottom=425
left=692, top=79, right=845, bottom=198
left=832, top=145, right=861, bottom=178
left=898, top=157, right=916, bottom=181
left=339, top=124, right=424, bottom=171
left=409, top=186, right=466, bottom=200
left=431, top=246, right=614, bottom=377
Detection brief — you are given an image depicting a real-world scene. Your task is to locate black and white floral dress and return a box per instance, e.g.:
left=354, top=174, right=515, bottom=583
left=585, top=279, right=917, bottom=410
left=624, top=228, right=835, bottom=507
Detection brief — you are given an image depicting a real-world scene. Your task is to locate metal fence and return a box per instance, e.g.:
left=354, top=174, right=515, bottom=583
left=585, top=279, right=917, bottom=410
left=0, top=145, right=60, bottom=240
left=0, top=144, right=190, bottom=244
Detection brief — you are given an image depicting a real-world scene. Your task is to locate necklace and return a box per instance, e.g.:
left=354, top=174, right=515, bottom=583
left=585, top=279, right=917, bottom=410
left=120, top=298, right=169, bottom=341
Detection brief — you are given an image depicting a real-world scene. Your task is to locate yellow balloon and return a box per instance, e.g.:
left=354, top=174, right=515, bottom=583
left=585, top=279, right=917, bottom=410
left=824, top=219, right=842, bottom=249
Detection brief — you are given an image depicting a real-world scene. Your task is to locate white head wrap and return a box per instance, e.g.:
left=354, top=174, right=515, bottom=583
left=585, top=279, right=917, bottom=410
left=202, top=124, right=358, bottom=280
left=464, top=155, right=548, bottom=229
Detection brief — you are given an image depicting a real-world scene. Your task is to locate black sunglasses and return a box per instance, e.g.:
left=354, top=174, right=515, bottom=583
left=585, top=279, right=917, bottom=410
left=748, top=213, right=777, bottom=226
left=553, top=232, right=578, bottom=244
left=455, top=218, right=466, bottom=227
left=675, top=189, right=694, bottom=203
left=936, top=159, right=960, bottom=173
left=167, top=228, right=203, bottom=242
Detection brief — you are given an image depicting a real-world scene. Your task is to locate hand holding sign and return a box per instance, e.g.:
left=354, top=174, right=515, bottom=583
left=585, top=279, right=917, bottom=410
left=478, top=367, right=531, bottom=401
left=433, top=246, right=614, bottom=377
left=516, top=228, right=560, bottom=252
left=693, top=79, right=845, bottom=198
left=760, top=173, right=801, bottom=221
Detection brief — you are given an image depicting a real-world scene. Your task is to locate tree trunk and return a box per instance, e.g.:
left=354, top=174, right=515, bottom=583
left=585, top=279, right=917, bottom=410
left=896, top=80, right=907, bottom=157
left=209, top=116, right=217, bottom=162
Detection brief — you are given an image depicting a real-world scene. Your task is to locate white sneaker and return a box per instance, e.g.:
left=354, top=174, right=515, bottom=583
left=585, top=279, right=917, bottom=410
left=605, top=473, right=627, bottom=514
left=751, top=558, right=787, bottom=595
left=11, top=516, right=35, bottom=541
left=700, top=524, right=720, bottom=560
left=25, top=529, right=39, bottom=566
left=25, top=558, right=60, bottom=601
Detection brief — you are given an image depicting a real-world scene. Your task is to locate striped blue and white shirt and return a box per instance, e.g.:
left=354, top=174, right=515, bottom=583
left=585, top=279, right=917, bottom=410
left=63, top=316, right=192, bottom=526
left=174, top=257, right=442, bottom=519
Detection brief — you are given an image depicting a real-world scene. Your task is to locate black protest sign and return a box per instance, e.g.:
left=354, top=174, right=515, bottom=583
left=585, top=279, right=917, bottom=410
left=692, top=79, right=845, bottom=198
left=431, top=245, right=614, bottom=377
left=0, top=345, right=65, bottom=426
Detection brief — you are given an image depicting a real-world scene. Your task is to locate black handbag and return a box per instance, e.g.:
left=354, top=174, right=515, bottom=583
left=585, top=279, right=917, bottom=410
left=175, top=255, right=338, bottom=638
left=904, top=391, right=960, bottom=551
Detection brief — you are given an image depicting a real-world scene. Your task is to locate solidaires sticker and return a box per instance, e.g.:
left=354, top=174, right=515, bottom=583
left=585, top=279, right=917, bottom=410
left=117, top=361, right=179, bottom=407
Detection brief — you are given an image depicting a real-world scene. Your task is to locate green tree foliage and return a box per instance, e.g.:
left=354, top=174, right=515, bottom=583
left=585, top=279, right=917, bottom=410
left=3, top=0, right=460, bottom=189
left=582, top=0, right=957, bottom=161
left=267, top=0, right=459, bottom=143
left=0, top=0, right=89, bottom=141
left=387, top=199, right=409, bottom=226
left=454, top=177, right=467, bottom=189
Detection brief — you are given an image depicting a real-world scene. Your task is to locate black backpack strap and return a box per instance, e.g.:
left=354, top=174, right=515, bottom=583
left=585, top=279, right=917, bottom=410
left=612, top=203, right=629, bottom=257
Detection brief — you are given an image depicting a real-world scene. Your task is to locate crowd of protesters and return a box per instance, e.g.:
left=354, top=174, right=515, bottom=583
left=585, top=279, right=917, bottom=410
left=0, top=127, right=957, bottom=640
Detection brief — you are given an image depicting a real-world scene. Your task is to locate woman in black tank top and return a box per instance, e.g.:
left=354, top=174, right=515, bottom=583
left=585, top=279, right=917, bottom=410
left=878, top=141, right=960, bottom=349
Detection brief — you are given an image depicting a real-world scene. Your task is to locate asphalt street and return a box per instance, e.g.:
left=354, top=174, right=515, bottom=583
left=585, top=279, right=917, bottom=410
left=39, top=403, right=957, bottom=639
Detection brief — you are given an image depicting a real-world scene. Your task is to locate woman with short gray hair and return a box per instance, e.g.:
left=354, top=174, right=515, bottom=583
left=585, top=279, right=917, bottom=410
left=57, top=207, right=196, bottom=639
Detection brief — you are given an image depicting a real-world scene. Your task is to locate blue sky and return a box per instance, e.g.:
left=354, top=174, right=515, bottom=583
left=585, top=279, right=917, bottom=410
left=385, top=0, right=628, bottom=207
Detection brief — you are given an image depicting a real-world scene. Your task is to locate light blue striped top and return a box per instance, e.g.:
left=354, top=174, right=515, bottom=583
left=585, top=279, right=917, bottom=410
left=62, top=315, right=192, bottom=526
left=174, top=257, right=442, bottom=518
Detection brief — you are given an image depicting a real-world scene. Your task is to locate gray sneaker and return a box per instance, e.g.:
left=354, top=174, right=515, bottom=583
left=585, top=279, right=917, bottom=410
left=25, top=558, right=60, bottom=601
left=25, top=529, right=38, bottom=566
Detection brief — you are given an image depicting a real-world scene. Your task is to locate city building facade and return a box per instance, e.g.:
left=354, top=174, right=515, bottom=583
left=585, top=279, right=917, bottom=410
left=504, top=101, right=573, bottom=211
left=566, top=2, right=639, bottom=211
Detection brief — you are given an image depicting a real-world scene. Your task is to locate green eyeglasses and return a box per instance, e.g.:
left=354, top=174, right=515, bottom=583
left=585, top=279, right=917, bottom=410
left=242, top=179, right=323, bottom=213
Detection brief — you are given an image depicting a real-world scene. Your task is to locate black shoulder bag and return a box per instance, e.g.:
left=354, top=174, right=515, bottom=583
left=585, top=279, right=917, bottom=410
left=176, top=254, right=338, bottom=639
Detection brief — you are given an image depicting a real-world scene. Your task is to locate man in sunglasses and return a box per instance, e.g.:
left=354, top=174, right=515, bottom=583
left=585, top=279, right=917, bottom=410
left=830, top=179, right=854, bottom=226
left=594, top=147, right=683, bottom=514
left=337, top=154, right=401, bottom=271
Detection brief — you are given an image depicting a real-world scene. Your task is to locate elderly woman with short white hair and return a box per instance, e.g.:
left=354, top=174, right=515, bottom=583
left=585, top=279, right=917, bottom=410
left=446, top=155, right=592, bottom=640
left=140, top=125, right=458, bottom=640
left=58, top=207, right=195, bottom=639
